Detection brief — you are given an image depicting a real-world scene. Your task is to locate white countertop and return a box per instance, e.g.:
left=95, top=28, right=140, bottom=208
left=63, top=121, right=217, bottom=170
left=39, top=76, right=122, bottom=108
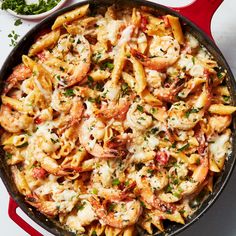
left=0, top=0, right=236, bottom=235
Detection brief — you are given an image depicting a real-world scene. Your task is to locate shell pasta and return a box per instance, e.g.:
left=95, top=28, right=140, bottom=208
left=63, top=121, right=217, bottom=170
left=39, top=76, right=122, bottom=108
left=0, top=4, right=235, bottom=236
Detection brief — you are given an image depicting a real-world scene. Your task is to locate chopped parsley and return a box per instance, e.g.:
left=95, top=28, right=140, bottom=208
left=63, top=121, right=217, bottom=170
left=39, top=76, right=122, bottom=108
left=1, top=0, right=61, bottom=15
left=63, top=89, right=75, bottom=97
left=88, top=96, right=101, bottom=104
left=112, top=178, right=120, bottom=186
left=5, top=152, right=12, bottom=160
left=178, top=143, right=190, bottom=152
left=140, top=201, right=146, bottom=208
left=14, top=19, right=22, bottom=26
left=91, top=231, right=97, bottom=236
left=150, top=127, right=159, bottom=134
left=92, top=188, right=98, bottom=195
left=217, top=71, right=224, bottom=80
left=150, top=107, right=157, bottom=114
left=92, top=52, right=102, bottom=63
left=108, top=203, right=116, bottom=212
left=223, top=95, right=230, bottom=102
left=87, top=75, right=94, bottom=88
left=147, top=169, right=154, bottom=174
left=17, top=142, right=29, bottom=148
left=8, top=30, right=20, bottom=47
left=100, top=62, right=114, bottom=71
left=77, top=202, right=86, bottom=211
left=59, top=66, right=65, bottom=72
left=185, top=108, right=200, bottom=118
left=121, top=83, right=129, bottom=97
left=137, top=105, right=144, bottom=112
left=50, top=138, right=59, bottom=144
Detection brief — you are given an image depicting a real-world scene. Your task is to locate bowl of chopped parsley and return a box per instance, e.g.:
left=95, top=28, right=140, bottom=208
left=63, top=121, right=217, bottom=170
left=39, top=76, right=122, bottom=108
left=1, top=0, right=68, bottom=20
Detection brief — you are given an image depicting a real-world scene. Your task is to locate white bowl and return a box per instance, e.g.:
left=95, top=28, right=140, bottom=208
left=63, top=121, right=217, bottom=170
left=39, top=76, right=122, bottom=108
left=4, top=0, right=68, bottom=20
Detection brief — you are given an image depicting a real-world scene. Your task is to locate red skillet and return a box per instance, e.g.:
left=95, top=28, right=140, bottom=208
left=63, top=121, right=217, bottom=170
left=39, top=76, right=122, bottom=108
left=4, top=0, right=234, bottom=235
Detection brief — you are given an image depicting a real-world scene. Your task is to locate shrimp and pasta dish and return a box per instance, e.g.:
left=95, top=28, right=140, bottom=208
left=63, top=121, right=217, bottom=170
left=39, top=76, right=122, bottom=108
left=0, top=3, right=235, bottom=236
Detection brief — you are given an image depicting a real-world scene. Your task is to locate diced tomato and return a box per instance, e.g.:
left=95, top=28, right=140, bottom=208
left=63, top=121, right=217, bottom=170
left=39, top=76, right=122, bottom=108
left=156, top=151, right=169, bottom=166
left=37, top=51, right=46, bottom=61
left=162, top=15, right=170, bottom=27
left=195, top=129, right=206, bottom=156
left=35, top=117, right=42, bottom=124
left=140, top=15, right=148, bottom=31
left=33, top=167, right=47, bottom=179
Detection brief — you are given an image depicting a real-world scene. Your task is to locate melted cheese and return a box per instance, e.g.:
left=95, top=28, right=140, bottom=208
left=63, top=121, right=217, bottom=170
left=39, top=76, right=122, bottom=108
left=209, top=132, right=230, bottom=161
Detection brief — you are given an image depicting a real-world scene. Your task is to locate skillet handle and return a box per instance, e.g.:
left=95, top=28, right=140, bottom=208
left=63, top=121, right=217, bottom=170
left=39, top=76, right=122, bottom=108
left=8, top=198, right=43, bottom=236
left=172, top=0, right=223, bottom=40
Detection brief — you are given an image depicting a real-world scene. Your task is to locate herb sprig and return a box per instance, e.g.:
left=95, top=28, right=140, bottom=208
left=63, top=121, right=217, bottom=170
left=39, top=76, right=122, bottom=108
left=1, top=0, right=61, bottom=15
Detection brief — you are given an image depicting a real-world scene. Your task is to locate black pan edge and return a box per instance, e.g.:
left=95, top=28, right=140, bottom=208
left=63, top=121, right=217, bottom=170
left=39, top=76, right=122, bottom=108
left=0, top=1, right=235, bottom=235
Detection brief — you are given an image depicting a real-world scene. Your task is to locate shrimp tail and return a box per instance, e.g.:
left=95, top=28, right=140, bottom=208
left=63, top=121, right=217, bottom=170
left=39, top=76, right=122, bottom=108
left=3, top=64, right=32, bottom=94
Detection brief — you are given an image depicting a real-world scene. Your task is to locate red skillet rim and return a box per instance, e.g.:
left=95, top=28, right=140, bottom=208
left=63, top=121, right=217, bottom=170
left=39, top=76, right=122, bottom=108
left=0, top=0, right=236, bottom=235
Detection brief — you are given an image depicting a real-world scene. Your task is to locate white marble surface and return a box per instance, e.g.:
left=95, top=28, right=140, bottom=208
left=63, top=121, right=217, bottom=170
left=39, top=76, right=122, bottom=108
left=0, top=0, right=236, bottom=235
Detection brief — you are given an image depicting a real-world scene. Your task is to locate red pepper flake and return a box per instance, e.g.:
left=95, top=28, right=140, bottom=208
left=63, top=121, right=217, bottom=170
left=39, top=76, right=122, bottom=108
left=162, top=16, right=170, bottom=27
left=35, top=117, right=42, bottom=124
left=140, top=15, right=148, bottom=31
left=156, top=150, right=169, bottom=166
left=33, top=167, right=47, bottom=179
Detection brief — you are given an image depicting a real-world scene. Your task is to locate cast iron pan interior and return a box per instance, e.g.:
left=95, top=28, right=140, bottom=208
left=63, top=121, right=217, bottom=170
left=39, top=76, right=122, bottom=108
left=0, top=0, right=235, bottom=235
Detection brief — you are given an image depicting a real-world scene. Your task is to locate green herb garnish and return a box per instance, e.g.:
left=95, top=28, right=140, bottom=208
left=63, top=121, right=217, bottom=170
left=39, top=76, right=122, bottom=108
left=150, top=127, right=159, bottom=134
left=185, top=108, right=200, bottom=118
left=92, top=188, right=98, bottom=195
left=217, top=71, right=224, bottom=80
left=8, top=30, right=20, bottom=47
left=100, top=62, right=114, bottom=70
left=1, top=0, right=61, bottom=15
left=108, top=203, right=116, bottom=212
left=112, top=178, right=120, bottom=186
left=137, top=105, right=144, bottom=112
left=223, top=95, right=230, bottom=102
left=178, top=143, right=190, bottom=152
left=14, top=19, right=22, bottom=26
left=5, top=152, right=12, bottom=160
left=121, top=83, right=129, bottom=97
left=77, top=202, right=86, bottom=211
left=91, top=231, right=97, bottom=236
left=17, top=142, right=29, bottom=148
left=63, top=89, right=75, bottom=97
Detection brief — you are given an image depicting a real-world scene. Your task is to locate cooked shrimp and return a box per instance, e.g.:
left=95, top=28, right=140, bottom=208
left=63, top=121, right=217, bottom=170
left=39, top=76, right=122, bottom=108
left=0, top=105, right=33, bottom=133
left=208, top=114, right=231, bottom=134
left=96, top=99, right=131, bottom=121
left=78, top=117, right=121, bottom=158
left=66, top=35, right=91, bottom=87
left=126, top=102, right=153, bottom=132
left=178, top=129, right=209, bottom=196
left=52, top=35, right=91, bottom=87
left=3, top=64, right=32, bottom=94
left=139, top=177, right=175, bottom=213
left=131, top=36, right=180, bottom=71
left=153, top=78, right=185, bottom=103
left=26, top=197, right=59, bottom=217
left=35, top=150, right=68, bottom=176
left=178, top=156, right=208, bottom=196
left=132, top=166, right=174, bottom=212
left=90, top=198, right=142, bottom=229
left=91, top=160, right=135, bottom=201
left=65, top=200, right=97, bottom=233
left=60, top=97, right=84, bottom=131
left=26, top=182, right=78, bottom=216
left=51, top=89, right=74, bottom=113
left=168, top=81, right=211, bottom=130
